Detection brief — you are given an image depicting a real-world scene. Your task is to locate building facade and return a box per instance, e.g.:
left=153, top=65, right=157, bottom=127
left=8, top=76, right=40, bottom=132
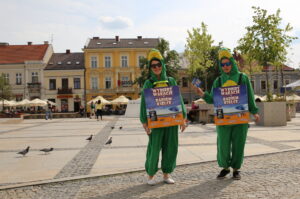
left=0, top=42, right=53, bottom=101
left=250, top=66, right=300, bottom=96
left=83, top=36, right=159, bottom=105
left=44, top=50, right=85, bottom=112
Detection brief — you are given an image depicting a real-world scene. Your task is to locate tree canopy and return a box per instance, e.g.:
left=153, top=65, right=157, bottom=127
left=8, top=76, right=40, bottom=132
left=185, top=22, right=220, bottom=91
left=236, top=6, right=297, bottom=100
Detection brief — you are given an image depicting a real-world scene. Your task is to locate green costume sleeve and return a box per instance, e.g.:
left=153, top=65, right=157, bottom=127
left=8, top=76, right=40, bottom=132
left=140, top=80, right=152, bottom=124
left=203, top=78, right=219, bottom=104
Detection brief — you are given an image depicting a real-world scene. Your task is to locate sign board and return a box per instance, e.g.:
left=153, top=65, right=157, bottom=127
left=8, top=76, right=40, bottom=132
left=213, top=85, right=249, bottom=125
left=144, top=86, right=184, bottom=128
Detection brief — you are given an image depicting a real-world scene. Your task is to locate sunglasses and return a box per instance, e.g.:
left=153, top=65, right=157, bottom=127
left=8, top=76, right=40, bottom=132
left=150, top=63, right=162, bottom=69
left=221, top=62, right=231, bottom=67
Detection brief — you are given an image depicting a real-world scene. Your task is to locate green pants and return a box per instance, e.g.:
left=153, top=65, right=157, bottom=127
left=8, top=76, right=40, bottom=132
left=145, top=126, right=178, bottom=176
left=216, top=123, right=248, bottom=169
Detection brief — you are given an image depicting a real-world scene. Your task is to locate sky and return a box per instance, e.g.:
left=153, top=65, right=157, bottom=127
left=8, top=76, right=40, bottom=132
left=1, top=0, right=300, bottom=68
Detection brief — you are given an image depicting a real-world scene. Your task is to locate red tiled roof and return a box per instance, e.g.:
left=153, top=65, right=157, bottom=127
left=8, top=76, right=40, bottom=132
left=262, top=65, right=295, bottom=72
left=0, top=44, right=49, bottom=64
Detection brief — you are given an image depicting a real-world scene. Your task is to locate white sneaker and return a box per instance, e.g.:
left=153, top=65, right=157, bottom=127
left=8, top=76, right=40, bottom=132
left=147, top=178, right=156, bottom=186
left=163, top=177, right=175, bottom=184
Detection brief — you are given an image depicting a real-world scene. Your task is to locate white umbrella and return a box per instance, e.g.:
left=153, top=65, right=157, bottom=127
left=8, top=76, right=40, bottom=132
left=7, top=100, right=17, bottom=107
left=29, top=98, right=47, bottom=107
left=1, top=99, right=13, bottom=106
left=15, top=99, right=31, bottom=106
left=261, top=94, right=279, bottom=101
left=254, top=95, right=263, bottom=101
left=87, top=96, right=111, bottom=105
left=193, top=98, right=205, bottom=104
left=111, top=95, right=130, bottom=105
left=286, top=94, right=300, bottom=102
left=43, top=99, right=57, bottom=106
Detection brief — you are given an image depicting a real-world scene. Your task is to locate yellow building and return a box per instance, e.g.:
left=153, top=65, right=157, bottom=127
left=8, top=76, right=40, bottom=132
left=83, top=36, right=159, bottom=104
left=44, top=50, right=85, bottom=112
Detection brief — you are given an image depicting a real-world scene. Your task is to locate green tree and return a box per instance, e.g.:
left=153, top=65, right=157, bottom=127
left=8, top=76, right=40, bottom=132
left=134, top=38, right=181, bottom=87
left=0, top=74, right=12, bottom=111
left=185, top=22, right=214, bottom=91
left=237, top=6, right=297, bottom=101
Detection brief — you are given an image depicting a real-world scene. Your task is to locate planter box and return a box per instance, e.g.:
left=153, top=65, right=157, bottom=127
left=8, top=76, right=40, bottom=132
left=255, top=102, right=287, bottom=126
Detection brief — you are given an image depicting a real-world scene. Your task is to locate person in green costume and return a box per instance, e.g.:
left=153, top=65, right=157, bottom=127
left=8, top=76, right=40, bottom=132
left=193, top=48, right=260, bottom=180
left=140, top=49, right=187, bottom=185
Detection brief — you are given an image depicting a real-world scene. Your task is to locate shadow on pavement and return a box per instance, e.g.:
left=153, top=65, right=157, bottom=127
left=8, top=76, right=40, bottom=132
left=160, top=179, right=233, bottom=199
left=88, top=183, right=164, bottom=199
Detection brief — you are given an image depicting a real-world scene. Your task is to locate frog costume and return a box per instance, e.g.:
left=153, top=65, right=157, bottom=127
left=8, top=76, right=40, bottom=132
left=140, top=49, right=187, bottom=176
left=203, top=48, right=258, bottom=170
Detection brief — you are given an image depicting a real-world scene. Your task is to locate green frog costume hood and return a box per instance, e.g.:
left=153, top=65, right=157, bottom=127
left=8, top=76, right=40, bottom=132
left=147, top=49, right=169, bottom=87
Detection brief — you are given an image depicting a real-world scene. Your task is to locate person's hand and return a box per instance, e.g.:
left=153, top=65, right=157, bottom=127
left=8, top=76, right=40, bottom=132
left=180, top=121, right=187, bottom=132
left=142, top=123, right=151, bottom=135
left=191, top=84, right=205, bottom=97
left=253, top=114, right=260, bottom=122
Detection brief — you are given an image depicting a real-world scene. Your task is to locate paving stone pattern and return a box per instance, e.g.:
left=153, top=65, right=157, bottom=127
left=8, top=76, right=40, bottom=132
left=54, top=119, right=118, bottom=179
left=1, top=150, right=300, bottom=199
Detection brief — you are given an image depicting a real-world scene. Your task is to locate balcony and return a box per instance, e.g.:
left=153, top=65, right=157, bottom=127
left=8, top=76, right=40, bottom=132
left=57, top=88, right=73, bottom=94
left=27, top=82, right=41, bottom=93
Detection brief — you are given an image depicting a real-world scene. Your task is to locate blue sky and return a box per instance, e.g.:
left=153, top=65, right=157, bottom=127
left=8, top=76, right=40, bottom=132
left=1, top=0, right=300, bottom=68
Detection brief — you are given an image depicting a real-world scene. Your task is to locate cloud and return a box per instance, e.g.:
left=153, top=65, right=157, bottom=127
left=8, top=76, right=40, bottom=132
left=99, top=16, right=133, bottom=29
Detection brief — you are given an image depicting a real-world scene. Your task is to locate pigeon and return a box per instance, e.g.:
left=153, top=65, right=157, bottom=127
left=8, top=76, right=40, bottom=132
left=111, top=126, right=115, bottom=129
left=105, top=137, right=112, bottom=145
left=17, top=146, right=30, bottom=156
left=40, top=147, right=54, bottom=154
left=119, top=126, right=122, bottom=130
left=86, top=135, right=93, bottom=141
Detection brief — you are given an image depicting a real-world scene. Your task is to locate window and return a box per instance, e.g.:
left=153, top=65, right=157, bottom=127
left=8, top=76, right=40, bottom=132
left=273, top=80, right=278, bottom=90
left=121, top=56, right=128, bottom=67
left=251, top=80, right=255, bottom=90
left=138, top=56, right=144, bottom=67
left=105, top=77, right=112, bottom=89
left=285, top=79, right=290, bottom=86
left=105, top=56, right=111, bottom=68
left=31, top=72, right=38, bottom=83
left=182, top=77, right=188, bottom=87
left=91, top=56, right=98, bottom=68
left=74, top=78, right=81, bottom=89
left=16, top=73, right=22, bottom=85
left=49, top=79, right=56, bottom=90
left=3, top=73, right=9, bottom=84
left=16, top=95, right=23, bottom=102
left=121, top=76, right=131, bottom=87
left=261, top=80, right=266, bottom=90
left=91, top=77, right=98, bottom=89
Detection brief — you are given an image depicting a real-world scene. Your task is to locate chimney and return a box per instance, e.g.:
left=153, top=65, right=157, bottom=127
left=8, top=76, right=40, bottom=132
left=137, top=36, right=142, bottom=40
left=93, top=37, right=99, bottom=40
left=115, top=35, right=120, bottom=42
left=27, top=42, right=32, bottom=45
left=66, top=49, right=71, bottom=54
left=44, top=41, right=49, bottom=44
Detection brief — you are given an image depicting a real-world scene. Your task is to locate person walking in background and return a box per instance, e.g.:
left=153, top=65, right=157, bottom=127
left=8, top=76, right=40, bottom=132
left=193, top=48, right=259, bottom=180
left=45, top=101, right=52, bottom=120
left=90, top=101, right=95, bottom=119
left=140, top=49, right=187, bottom=185
left=79, top=105, right=85, bottom=117
left=95, top=100, right=103, bottom=121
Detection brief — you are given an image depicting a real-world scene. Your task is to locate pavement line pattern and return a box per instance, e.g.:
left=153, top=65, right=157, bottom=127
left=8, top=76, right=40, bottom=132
left=53, top=118, right=118, bottom=179
left=0, top=121, right=59, bottom=135
left=1, top=150, right=300, bottom=199
left=247, top=136, right=295, bottom=150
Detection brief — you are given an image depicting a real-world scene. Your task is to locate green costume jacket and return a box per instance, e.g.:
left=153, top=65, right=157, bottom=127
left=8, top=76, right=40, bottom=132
left=203, top=48, right=258, bottom=115
left=140, top=49, right=187, bottom=124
